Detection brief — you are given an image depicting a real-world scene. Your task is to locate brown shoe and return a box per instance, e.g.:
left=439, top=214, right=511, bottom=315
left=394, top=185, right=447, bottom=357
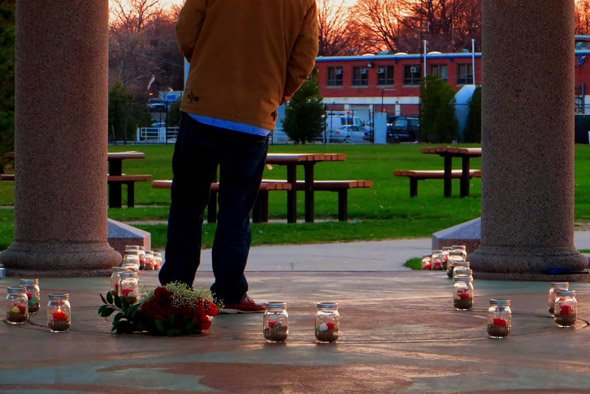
left=220, top=294, right=267, bottom=314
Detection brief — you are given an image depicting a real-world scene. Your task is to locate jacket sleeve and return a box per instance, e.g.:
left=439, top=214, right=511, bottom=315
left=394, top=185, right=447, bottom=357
left=176, top=0, right=207, bottom=61
left=282, top=1, right=319, bottom=103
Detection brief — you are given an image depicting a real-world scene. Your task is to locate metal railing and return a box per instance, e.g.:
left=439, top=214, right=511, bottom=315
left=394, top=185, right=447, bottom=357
left=136, top=127, right=179, bottom=144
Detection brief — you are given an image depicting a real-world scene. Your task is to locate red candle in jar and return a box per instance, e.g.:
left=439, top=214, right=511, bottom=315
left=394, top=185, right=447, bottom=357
left=52, top=310, right=68, bottom=321
left=560, top=305, right=573, bottom=316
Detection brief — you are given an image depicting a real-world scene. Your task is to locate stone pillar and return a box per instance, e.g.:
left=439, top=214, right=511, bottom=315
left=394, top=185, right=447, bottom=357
left=469, top=0, right=588, bottom=280
left=0, top=0, right=121, bottom=276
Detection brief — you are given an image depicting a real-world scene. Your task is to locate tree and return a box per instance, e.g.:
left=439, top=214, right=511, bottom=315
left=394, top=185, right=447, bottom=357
left=352, top=0, right=411, bottom=53
left=464, top=86, right=481, bottom=143
left=167, top=99, right=182, bottom=127
left=0, top=0, right=14, bottom=159
left=108, top=82, right=152, bottom=142
left=577, top=0, right=590, bottom=34
left=282, top=73, right=326, bottom=144
left=420, top=76, right=458, bottom=143
left=109, top=2, right=183, bottom=96
left=317, top=0, right=356, bottom=56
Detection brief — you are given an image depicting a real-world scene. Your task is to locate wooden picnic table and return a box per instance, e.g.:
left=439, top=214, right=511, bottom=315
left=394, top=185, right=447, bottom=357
left=265, top=153, right=347, bottom=223
left=421, top=146, right=482, bottom=197
left=108, top=151, right=147, bottom=208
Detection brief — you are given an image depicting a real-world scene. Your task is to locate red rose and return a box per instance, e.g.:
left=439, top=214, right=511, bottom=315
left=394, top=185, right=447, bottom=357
left=458, top=290, right=471, bottom=299
left=154, top=287, right=172, bottom=304
left=327, top=321, right=336, bottom=330
left=268, top=321, right=276, bottom=328
left=27, top=293, right=33, bottom=300
left=206, top=301, right=219, bottom=316
left=201, top=314, right=212, bottom=331
left=492, top=318, right=508, bottom=327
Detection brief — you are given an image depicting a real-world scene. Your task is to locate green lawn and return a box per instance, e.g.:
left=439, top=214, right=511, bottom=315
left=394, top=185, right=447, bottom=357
left=1, top=143, right=590, bottom=249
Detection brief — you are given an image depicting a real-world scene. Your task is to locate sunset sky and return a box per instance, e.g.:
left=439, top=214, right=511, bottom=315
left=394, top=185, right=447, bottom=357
left=112, top=0, right=355, bottom=15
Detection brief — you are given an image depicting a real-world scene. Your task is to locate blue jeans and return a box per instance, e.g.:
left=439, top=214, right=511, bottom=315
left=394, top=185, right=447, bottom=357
left=159, top=113, right=269, bottom=304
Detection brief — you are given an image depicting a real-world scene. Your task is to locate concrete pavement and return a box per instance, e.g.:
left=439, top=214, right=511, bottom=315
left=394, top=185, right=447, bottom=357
left=1, top=235, right=590, bottom=392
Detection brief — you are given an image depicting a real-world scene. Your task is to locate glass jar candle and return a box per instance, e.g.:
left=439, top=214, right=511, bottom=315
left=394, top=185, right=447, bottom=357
left=548, top=282, right=569, bottom=315
left=125, top=245, right=140, bottom=252
left=152, top=252, right=162, bottom=270
left=263, top=302, right=288, bottom=342
left=118, top=271, right=139, bottom=304
left=121, top=253, right=141, bottom=271
left=6, top=286, right=29, bottom=324
left=487, top=299, right=511, bottom=338
left=452, top=261, right=471, bottom=279
left=421, top=255, right=432, bottom=270
left=453, top=275, right=474, bottom=310
left=451, top=245, right=468, bottom=259
left=431, top=250, right=444, bottom=270
left=47, top=293, right=71, bottom=332
left=143, top=251, right=155, bottom=270
left=138, top=247, right=146, bottom=270
left=21, top=278, right=40, bottom=314
left=315, top=302, right=340, bottom=342
left=111, top=267, right=129, bottom=295
left=554, top=289, right=577, bottom=327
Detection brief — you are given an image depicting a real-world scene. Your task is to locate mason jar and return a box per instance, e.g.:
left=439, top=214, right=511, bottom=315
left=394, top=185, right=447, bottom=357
left=138, top=246, right=147, bottom=270
left=20, top=278, right=40, bottom=314
left=315, top=302, right=340, bottom=342
left=452, top=261, right=472, bottom=280
left=263, top=302, right=288, bottom=342
left=431, top=250, right=444, bottom=270
left=143, top=251, right=155, bottom=270
left=6, top=286, right=29, bottom=324
left=554, top=289, right=577, bottom=328
left=421, top=255, right=432, bottom=270
left=152, top=252, right=163, bottom=270
left=47, top=293, right=71, bottom=332
left=487, top=299, right=511, bottom=338
left=453, top=275, right=474, bottom=310
left=111, top=266, right=129, bottom=295
left=451, top=245, right=468, bottom=260
left=118, top=270, right=139, bottom=304
left=548, top=282, right=569, bottom=315
left=121, top=252, right=141, bottom=272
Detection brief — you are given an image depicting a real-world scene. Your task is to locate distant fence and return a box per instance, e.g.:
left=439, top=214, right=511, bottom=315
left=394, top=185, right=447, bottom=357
left=136, top=127, right=179, bottom=144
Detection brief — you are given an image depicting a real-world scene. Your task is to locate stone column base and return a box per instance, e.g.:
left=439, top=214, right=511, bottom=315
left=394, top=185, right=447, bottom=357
left=0, top=241, right=121, bottom=277
left=469, top=245, right=589, bottom=281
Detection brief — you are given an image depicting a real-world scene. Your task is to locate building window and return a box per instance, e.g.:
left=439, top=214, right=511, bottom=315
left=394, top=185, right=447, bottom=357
left=352, top=66, right=369, bottom=86
left=377, top=65, right=394, bottom=86
left=457, top=63, right=474, bottom=84
left=403, top=64, right=421, bottom=86
left=327, top=67, right=344, bottom=86
left=430, top=64, right=448, bottom=81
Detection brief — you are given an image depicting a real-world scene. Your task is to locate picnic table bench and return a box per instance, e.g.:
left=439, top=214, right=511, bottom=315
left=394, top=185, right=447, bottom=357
left=152, top=179, right=292, bottom=223
left=152, top=178, right=373, bottom=222
left=421, top=146, right=482, bottom=197
left=108, top=151, right=152, bottom=208
left=393, top=169, right=481, bottom=197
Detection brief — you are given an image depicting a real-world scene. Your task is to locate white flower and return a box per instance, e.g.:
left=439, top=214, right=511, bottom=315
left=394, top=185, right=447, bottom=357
left=318, top=322, right=328, bottom=332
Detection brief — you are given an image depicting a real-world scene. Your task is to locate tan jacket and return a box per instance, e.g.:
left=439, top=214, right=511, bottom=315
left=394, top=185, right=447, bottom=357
left=177, top=0, right=319, bottom=130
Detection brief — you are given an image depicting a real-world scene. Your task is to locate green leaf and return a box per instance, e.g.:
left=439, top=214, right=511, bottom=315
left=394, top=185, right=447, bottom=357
left=114, top=294, right=123, bottom=309
left=106, top=291, right=114, bottom=305
left=120, top=296, right=129, bottom=310
left=100, top=293, right=108, bottom=305
left=154, top=319, right=165, bottom=333
left=113, top=312, right=125, bottom=324
left=126, top=303, right=141, bottom=318
left=98, top=305, right=115, bottom=317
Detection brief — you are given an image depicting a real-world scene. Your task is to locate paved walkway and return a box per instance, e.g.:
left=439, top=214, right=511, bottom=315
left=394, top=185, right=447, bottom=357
left=1, top=235, right=590, bottom=392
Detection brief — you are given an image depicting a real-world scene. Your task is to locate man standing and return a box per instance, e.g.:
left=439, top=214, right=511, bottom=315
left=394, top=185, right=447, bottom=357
left=159, top=0, right=319, bottom=313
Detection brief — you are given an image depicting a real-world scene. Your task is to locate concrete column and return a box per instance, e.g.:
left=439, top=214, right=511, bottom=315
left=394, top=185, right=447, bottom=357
left=0, top=0, right=121, bottom=275
left=469, top=0, right=588, bottom=280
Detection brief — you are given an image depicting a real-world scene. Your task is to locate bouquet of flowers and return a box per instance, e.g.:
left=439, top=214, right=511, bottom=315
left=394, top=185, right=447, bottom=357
left=98, top=282, right=220, bottom=336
